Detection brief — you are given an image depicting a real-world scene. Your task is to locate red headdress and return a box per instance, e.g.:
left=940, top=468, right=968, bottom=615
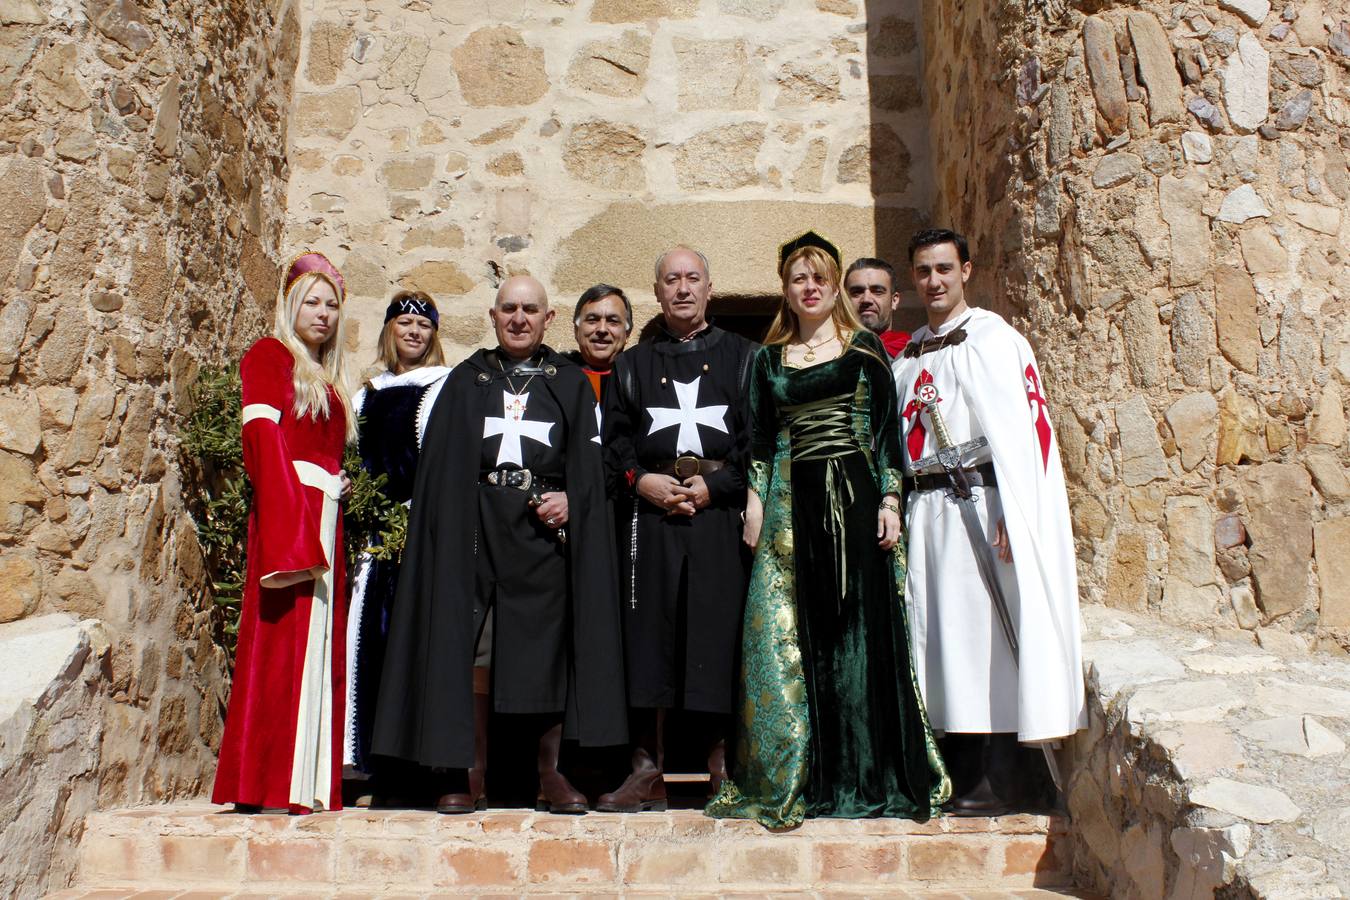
left=284, top=250, right=346, bottom=298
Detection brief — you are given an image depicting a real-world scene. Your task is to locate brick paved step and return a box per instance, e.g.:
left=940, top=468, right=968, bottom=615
left=62, top=804, right=1077, bottom=896
left=48, top=890, right=1093, bottom=899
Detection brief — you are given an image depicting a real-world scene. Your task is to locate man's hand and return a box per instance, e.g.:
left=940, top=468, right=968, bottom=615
left=992, top=517, right=1013, bottom=564
left=535, top=491, right=569, bottom=527
left=742, top=490, right=764, bottom=549
left=680, top=474, right=712, bottom=510
left=637, top=473, right=696, bottom=516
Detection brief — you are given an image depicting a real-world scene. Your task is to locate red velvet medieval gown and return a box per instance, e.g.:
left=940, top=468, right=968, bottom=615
left=212, top=337, right=348, bottom=813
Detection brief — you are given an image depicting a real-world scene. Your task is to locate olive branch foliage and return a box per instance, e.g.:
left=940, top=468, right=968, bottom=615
left=179, top=365, right=407, bottom=658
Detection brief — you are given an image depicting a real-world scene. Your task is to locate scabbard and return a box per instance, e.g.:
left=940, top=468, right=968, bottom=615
left=950, top=490, right=1020, bottom=663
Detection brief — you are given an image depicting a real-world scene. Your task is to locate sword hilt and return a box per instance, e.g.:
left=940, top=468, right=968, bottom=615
left=915, top=398, right=989, bottom=501
left=923, top=398, right=957, bottom=450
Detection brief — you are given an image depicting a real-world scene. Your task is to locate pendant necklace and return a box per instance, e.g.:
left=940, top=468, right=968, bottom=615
left=800, top=329, right=838, bottom=363
left=498, top=356, right=538, bottom=421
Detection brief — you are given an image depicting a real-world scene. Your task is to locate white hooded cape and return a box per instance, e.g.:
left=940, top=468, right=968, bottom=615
left=893, top=308, right=1085, bottom=742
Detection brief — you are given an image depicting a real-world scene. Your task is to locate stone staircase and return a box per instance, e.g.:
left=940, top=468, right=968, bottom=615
left=46, top=803, right=1089, bottom=897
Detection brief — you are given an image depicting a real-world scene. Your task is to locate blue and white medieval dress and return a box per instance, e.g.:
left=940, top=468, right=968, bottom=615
left=342, top=364, right=449, bottom=774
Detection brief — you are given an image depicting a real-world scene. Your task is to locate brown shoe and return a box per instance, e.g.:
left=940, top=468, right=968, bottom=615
left=435, top=767, right=483, bottom=814
left=536, top=722, right=587, bottom=814
left=596, top=767, right=667, bottom=813
left=436, top=792, right=477, bottom=814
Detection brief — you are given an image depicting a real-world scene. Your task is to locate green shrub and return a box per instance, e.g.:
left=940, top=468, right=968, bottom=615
left=179, top=365, right=407, bottom=659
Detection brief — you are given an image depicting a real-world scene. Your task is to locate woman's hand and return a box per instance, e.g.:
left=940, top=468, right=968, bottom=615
left=742, top=490, right=764, bottom=549
left=535, top=491, right=569, bottom=528
left=877, top=496, right=901, bottom=549
left=339, top=470, right=352, bottom=499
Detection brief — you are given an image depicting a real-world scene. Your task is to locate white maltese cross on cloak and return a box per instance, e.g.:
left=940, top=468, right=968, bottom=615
left=483, top=389, right=554, bottom=467
left=646, top=376, right=728, bottom=457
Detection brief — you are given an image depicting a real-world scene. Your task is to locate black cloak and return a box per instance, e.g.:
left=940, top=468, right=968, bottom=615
left=371, top=346, right=627, bottom=770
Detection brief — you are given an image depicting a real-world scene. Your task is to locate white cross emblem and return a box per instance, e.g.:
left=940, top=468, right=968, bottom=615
left=646, top=376, right=728, bottom=457
left=483, top=390, right=554, bottom=467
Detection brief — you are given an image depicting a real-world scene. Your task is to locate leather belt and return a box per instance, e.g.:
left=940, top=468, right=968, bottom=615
left=652, top=455, right=725, bottom=478
left=904, top=462, right=997, bottom=494
left=482, top=468, right=562, bottom=493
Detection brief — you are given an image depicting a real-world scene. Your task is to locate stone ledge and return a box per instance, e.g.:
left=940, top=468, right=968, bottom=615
left=1069, top=606, right=1350, bottom=898
left=68, top=806, right=1073, bottom=894
left=0, top=614, right=111, bottom=899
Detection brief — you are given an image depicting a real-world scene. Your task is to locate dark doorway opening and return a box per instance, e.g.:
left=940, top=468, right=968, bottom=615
left=712, top=294, right=779, bottom=344
left=633, top=294, right=779, bottom=345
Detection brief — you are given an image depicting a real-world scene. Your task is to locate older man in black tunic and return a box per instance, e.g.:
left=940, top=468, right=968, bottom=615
left=373, top=275, right=626, bottom=814
left=598, top=246, right=755, bottom=812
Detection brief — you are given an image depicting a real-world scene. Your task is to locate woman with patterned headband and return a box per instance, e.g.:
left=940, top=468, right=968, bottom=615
left=343, top=290, right=452, bottom=807
left=212, top=251, right=356, bottom=815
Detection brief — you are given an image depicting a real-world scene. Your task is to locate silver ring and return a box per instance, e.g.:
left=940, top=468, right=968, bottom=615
left=546, top=517, right=556, bottom=526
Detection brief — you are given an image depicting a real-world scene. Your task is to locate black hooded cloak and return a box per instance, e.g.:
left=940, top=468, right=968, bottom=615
left=372, top=346, right=627, bottom=770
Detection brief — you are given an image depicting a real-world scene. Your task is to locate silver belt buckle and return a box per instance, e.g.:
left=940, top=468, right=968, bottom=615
left=488, top=468, right=533, bottom=490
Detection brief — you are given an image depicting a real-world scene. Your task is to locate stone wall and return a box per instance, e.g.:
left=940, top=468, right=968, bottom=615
left=924, top=0, right=1350, bottom=650
left=284, top=0, right=929, bottom=364
left=1069, top=605, right=1350, bottom=898
left=0, top=1, right=298, bottom=895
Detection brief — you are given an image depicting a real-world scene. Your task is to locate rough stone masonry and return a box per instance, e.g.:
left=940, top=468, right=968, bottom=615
left=0, top=0, right=298, bottom=895
left=924, top=0, right=1350, bottom=654
left=283, top=0, right=931, bottom=361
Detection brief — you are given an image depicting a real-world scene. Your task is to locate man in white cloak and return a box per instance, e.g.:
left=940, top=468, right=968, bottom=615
left=893, top=228, right=1085, bottom=815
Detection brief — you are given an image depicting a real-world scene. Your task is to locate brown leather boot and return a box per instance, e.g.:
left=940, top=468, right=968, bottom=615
left=536, top=722, right=587, bottom=814
left=467, top=685, right=489, bottom=809
left=596, top=754, right=667, bottom=813
left=707, top=738, right=728, bottom=799
left=436, top=768, right=475, bottom=815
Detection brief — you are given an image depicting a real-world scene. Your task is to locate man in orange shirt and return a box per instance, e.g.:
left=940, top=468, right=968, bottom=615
left=569, top=284, right=633, bottom=403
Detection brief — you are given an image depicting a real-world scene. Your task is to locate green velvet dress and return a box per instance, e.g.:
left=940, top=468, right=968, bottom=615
left=706, top=331, right=950, bottom=828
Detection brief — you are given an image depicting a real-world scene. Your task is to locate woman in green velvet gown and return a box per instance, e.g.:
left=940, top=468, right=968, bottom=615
left=706, top=241, right=950, bottom=829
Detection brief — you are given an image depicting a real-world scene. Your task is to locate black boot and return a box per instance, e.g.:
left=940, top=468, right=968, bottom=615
left=946, top=733, right=1017, bottom=817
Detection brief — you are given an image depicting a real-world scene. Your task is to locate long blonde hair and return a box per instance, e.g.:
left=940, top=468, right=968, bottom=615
left=374, top=290, right=447, bottom=373
left=274, top=272, right=357, bottom=442
left=764, top=246, right=870, bottom=349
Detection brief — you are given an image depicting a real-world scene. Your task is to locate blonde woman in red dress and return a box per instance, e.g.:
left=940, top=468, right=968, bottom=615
left=212, top=252, right=357, bottom=814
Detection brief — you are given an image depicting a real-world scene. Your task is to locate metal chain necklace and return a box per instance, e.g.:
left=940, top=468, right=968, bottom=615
left=799, top=328, right=840, bottom=363
left=497, top=354, right=538, bottom=421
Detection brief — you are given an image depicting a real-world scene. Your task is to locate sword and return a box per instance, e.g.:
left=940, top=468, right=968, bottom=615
left=527, top=489, right=568, bottom=544
left=910, top=384, right=1064, bottom=792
